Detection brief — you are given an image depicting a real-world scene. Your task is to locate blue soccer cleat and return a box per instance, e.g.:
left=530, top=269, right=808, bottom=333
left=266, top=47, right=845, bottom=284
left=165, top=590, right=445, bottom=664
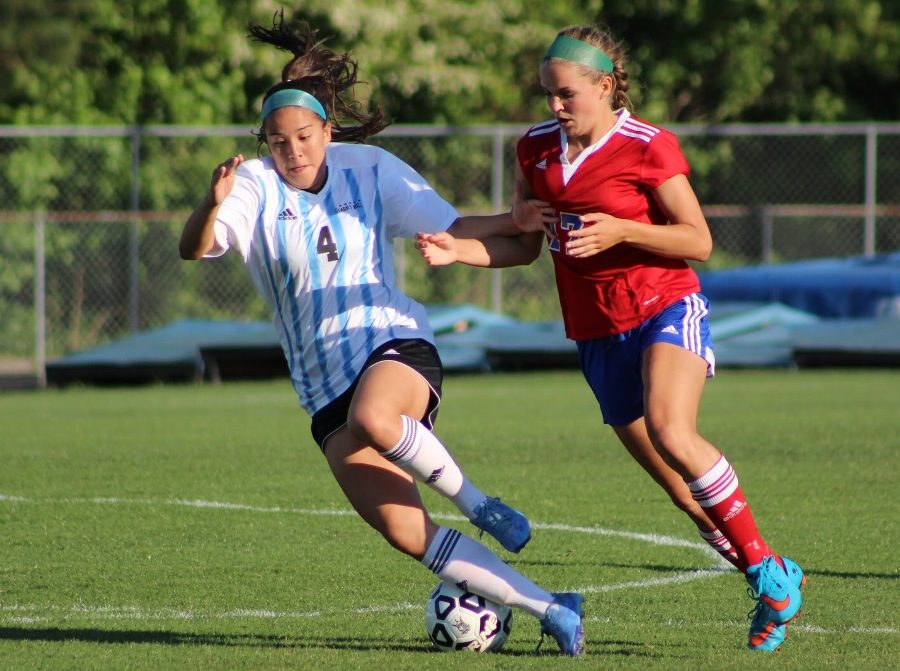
left=469, top=497, right=531, bottom=553
left=746, top=555, right=803, bottom=624
left=747, top=603, right=787, bottom=652
left=537, top=592, right=585, bottom=656
left=778, top=555, right=807, bottom=590
left=747, top=555, right=806, bottom=652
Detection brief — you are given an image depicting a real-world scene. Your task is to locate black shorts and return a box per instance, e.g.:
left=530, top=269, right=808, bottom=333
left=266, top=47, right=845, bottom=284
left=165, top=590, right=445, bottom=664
left=310, top=338, right=443, bottom=451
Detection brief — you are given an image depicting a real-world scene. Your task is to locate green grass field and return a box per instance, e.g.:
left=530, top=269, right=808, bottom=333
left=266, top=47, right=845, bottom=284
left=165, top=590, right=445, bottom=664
left=1, top=369, right=898, bottom=670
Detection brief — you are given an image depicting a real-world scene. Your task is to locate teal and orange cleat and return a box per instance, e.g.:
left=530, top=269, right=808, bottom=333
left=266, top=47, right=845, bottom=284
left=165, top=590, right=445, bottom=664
left=747, top=555, right=806, bottom=652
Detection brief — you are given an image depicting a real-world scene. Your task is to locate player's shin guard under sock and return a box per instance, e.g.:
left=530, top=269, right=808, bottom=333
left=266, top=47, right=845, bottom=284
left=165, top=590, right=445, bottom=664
left=382, top=415, right=485, bottom=517
left=422, top=526, right=553, bottom=619
left=687, top=455, right=768, bottom=567
left=699, top=528, right=744, bottom=570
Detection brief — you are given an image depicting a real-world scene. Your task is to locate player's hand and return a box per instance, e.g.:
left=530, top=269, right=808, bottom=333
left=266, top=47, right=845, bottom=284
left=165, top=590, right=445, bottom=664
left=209, top=155, right=244, bottom=206
left=511, top=181, right=558, bottom=234
left=564, top=212, right=625, bottom=258
left=415, top=232, right=458, bottom=266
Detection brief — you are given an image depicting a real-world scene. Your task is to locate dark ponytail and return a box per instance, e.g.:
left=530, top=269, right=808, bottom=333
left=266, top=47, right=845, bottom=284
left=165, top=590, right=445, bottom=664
left=249, top=11, right=389, bottom=143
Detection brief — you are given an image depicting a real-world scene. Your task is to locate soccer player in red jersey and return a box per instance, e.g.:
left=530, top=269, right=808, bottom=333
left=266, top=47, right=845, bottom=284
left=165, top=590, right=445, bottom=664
left=417, top=24, right=805, bottom=652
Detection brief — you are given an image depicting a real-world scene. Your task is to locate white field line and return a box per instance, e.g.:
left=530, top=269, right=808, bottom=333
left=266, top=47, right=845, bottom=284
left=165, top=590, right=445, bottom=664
left=0, top=492, right=720, bottom=550
left=0, top=603, right=895, bottom=638
left=1, top=492, right=896, bottom=638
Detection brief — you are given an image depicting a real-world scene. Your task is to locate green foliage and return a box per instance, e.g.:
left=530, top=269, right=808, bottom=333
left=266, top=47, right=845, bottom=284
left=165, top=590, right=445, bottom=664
left=599, top=0, right=900, bottom=123
left=3, top=1, right=896, bottom=126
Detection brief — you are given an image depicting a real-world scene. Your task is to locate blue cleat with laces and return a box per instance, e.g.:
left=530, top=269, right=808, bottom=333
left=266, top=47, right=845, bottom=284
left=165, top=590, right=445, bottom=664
left=747, top=555, right=806, bottom=652
left=537, top=592, right=585, bottom=656
left=469, top=497, right=531, bottom=553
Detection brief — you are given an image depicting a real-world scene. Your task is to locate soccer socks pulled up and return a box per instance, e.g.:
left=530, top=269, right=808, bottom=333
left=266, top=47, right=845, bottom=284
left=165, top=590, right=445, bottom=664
left=422, top=526, right=553, bottom=619
left=382, top=415, right=485, bottom=518
left=687, top=455, right=769, bottom=568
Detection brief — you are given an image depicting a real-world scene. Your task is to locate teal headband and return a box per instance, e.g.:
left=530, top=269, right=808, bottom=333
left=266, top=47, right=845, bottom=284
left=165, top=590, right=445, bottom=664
left=544, top=34, right=613, bottom=72
left=260, top=88, right=327, bottom=123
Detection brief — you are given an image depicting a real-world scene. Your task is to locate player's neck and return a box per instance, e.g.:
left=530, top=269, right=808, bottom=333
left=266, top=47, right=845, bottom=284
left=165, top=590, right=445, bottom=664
left=565, top=107, right=620, bottom=159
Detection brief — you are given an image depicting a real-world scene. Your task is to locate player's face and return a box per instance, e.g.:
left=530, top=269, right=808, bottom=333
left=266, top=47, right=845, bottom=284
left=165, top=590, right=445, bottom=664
left=265, top=106, right=332, bottom=192
left=540, top=61, right=612, bottom=144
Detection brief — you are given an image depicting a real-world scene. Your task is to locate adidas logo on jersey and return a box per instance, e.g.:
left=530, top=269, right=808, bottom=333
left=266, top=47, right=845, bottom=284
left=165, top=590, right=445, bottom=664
left=277, top=208, right=298, bottom=221
left=535, top=158, right=548, bottom=170
left=661, top=325, right=678, bottom=335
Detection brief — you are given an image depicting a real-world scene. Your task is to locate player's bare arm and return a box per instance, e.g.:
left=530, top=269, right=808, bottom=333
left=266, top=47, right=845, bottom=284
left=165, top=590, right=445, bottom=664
left=449, top=168, right=555, bottom=239
left=179, top=154, right=244, bottom=260
left=565, top=174, right=712, bottom=261
left=417, top=230, right=543, bottom=268
left=511, top=168, right=558, bottom=234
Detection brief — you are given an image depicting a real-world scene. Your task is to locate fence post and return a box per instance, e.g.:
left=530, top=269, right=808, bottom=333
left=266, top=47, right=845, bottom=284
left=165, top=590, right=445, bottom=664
left=490, top=129, right=504, bottom=313
left=34, top=211, right=46, bottom=387
left=864, top=125, right=877, bottom=257
left=129, top=127, right=141, bottom=332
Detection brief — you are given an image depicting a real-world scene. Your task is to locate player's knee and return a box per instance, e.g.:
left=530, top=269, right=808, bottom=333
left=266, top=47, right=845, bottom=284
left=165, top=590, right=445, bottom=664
left=667, top=487, right=702, bottom=516
left=379, top=519, right=430, bottom=559
left=647, top=420, right=696, bottom=467
left=347, top=405, right=399, bottom=449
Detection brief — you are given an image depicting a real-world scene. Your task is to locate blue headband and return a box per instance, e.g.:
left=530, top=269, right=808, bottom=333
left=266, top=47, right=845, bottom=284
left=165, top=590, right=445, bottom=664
left=260, top=88, right=327, bottom=123
left=544, top=34, right=614, bottom=72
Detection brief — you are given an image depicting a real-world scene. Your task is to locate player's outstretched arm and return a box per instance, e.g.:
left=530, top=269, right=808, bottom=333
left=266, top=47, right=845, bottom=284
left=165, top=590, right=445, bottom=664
left=180, top=154, right=244, bottom=260
left=450, top=169, right=556, bottom=239
left=417, top=230, right=543, bottom=268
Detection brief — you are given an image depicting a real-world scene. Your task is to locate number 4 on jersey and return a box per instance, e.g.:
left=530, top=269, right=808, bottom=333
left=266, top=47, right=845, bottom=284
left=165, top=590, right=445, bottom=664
left=316, top=225, right=338, bottom=261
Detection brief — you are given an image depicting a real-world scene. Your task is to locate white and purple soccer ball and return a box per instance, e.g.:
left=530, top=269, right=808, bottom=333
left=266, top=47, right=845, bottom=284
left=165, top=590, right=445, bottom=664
left=424, top=581, right=512, bottom=652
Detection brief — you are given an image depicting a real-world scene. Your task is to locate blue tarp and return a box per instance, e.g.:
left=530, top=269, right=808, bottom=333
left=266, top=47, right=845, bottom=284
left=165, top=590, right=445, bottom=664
left=46, top=249, right=900, bottom=385
left=698, top=252, right=900, bottom=319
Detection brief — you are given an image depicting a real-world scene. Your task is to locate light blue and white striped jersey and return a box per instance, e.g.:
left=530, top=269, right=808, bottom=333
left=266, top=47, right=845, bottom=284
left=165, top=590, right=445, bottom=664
left=209, top=143, right=459, bottom=415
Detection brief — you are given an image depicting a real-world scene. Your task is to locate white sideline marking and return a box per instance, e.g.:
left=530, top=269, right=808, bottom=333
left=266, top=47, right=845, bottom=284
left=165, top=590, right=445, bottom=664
left=2, top=491, right=896, bottom=639
left=0, top=492, right=718, bottom=550
left=0, top=603, right=896, bottom=638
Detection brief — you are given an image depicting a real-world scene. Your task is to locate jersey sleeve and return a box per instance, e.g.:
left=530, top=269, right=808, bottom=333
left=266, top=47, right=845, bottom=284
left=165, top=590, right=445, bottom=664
left=209, top=165, right=261, bottom=260
left=377, top=151, right=460, bottom=238
left=641, top=130, right=690, bottom=189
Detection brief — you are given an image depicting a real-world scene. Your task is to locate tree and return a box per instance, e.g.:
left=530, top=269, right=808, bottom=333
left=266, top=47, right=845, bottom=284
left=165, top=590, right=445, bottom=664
left=598, top=0, right=900, bottom=123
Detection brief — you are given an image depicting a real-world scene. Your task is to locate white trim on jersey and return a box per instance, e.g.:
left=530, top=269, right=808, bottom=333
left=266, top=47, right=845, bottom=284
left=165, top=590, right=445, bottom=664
left=618, top=117, right=660, bottom=143
left=559, top=108, right=632, bottom=185
left=527, top=119, right=560, bottom=137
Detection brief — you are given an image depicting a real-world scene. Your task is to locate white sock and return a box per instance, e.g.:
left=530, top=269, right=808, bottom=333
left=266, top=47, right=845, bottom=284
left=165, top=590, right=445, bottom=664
left=422, top=526, right=553, bottom=619
left=382, top=415, right=485, bottom=518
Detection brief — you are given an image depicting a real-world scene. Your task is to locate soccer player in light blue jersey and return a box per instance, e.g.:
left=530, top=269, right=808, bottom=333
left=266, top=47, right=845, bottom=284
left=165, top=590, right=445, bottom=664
left=179, top=14, right=584, bottom=656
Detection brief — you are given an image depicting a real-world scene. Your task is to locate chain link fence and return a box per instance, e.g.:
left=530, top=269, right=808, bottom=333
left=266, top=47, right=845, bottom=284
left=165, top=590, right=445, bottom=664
left=1, top=123, right=899, bottom=384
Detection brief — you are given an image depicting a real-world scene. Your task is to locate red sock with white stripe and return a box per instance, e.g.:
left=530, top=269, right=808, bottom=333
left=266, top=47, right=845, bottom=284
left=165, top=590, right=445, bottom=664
left=687, top=455, right=770, bottom=568
left=698, top=528, right=744, bottom=570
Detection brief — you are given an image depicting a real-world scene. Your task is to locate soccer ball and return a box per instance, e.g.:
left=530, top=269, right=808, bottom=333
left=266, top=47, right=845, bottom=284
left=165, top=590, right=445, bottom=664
left=424, top=581, right=512, bottom=652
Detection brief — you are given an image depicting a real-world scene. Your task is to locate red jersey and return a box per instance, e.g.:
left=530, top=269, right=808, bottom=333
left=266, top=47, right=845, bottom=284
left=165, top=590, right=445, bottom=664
left=517, top=109, right=701, bottom=340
